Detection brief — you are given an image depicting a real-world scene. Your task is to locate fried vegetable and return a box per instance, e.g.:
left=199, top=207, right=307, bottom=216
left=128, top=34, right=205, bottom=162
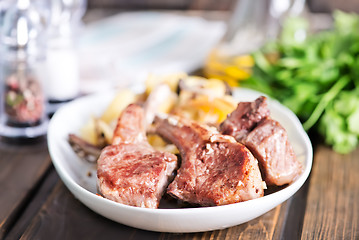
left=179, top=77, right=227, bottom=98
left=144, top=84, right=178, bottom=125
left=80, top=117, right=114, bottom=146
left=145, top=72, right=187, bottom=95
left=79, top=89, right=137, bottom=146
left=80, top=117, right=98, bottom=145
left=72, top=74, right=237, bottom=160
left=96, top=119, right=114, bottom=145
left=147, top=134, right=179, bottom=154
left=101, top=89, right=137, bottom=124
left=187, top=95, right=237, bottom=123
left=172, top=77, right=237, bottom=125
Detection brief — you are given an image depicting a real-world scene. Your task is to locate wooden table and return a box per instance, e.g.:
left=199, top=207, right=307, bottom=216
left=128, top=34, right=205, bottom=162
left=1, top=10, right=358, bottom=240
left=0, top=134, right=358, bottom=239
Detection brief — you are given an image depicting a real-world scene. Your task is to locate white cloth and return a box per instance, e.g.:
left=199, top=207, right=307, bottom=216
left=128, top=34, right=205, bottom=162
left=77, top=11, right=226, bottom=93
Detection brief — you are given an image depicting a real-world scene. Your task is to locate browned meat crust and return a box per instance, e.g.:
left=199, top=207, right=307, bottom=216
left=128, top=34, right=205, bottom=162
left=220, top=96, right=302, bottom=186
left=155, top=116, right=265, bottom=206
left=219, top=96, right=270, bottom=142
left=97, top=104, right=177, bottom=208
left=244, top=118, right=302, bottom=186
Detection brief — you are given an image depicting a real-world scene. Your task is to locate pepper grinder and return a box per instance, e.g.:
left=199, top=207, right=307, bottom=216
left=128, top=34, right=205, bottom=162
left=0, top=0, right=48, bottom=140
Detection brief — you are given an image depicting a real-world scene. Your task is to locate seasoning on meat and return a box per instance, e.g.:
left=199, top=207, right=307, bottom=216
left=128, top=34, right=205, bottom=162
left=220, top=96, right=302, bottom=186
left=219, top=96, right=270, bottom=142
left=244, top=118, right=302, bottom=185
left=155, top=115, right=265, bottom=206
left=97, top=104, right=177, bottom=208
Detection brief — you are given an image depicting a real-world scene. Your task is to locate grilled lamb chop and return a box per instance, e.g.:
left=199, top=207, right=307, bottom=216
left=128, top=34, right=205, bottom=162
left=97, top=104, right=177, bottom=208
left=219, top=96, right=269, bottom=142
left=244, top=118, right=301, bottom=186
left=220, top=96, right=302, bottom=186
left=155, top=115, right=265, bottom=206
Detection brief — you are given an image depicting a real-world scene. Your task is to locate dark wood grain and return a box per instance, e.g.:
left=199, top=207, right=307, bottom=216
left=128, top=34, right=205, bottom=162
left=20, top=176, right=303, bottom=240
left=301, top=146, right=359, bottom=239
left=5, top=167, right=59, bottom=240
left=20, top=182, right=161, bottom=240
left=0, top=140, right=52, bottom=239
left=280, top=178, right=310, bottom=239
left=160, top=200, right=291, bottom=240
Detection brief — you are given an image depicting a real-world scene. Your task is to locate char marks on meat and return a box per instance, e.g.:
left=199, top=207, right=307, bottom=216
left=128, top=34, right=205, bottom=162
left=219, top=96, right=270, bottom=142
left=155, top=115, right=265, bottom=206
left=220, top=96, right=302, bottom=186
left=97, top=104, right=177, bottom=208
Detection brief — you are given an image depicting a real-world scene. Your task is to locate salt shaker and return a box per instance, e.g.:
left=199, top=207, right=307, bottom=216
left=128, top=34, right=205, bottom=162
left=0, top=0, right=48, bottom=140
left=45, top=0, right=87, bottom=115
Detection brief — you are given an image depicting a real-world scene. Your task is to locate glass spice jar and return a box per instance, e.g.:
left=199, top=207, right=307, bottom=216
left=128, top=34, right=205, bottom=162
left=0, top=0, right=48, bottom=140
left=2, top=56, right=45, bottom=127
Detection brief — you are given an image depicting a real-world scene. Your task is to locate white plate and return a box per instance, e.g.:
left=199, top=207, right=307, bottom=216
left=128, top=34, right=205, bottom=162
left=48, top=88, right=313, bottom=233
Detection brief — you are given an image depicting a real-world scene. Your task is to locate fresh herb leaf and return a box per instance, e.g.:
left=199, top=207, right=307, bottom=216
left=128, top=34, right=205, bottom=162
left=243, top=10, right=359, bottom=153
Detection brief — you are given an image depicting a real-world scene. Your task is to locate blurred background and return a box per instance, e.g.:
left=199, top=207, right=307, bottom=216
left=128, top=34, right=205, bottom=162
left=85, top=0, right=359, bottom=12
left=1, top=0, right=359, bottom=153
left=1, top=0, right=358, bottom=96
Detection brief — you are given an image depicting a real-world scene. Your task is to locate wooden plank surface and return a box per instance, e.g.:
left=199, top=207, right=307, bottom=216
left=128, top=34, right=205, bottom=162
left=18, top=173, right=303, bottom=239
left=6, top=140, right=359, bottom=239
left=20, top=181, right=164, bottom=240
left=5, top=167, right=59, bottom=240
left=160, top=201, right=289, bottom=240
left=0, top=140, right=52, bottom=239
left=301, top=145, right=359, bottom=239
